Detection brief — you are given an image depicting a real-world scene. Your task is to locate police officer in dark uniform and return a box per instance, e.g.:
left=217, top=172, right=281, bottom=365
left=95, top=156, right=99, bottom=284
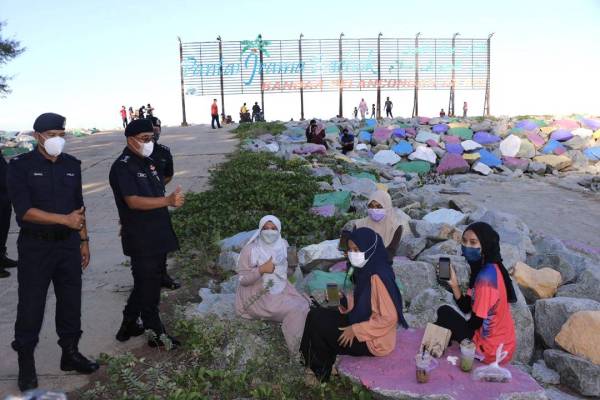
left=7, top=113, right=99, bottom=392
left=150, top=117, right=180, bottom=290
left=109, top=119, right=184, bottom=348
left=0, top=151, right=18, bottom=278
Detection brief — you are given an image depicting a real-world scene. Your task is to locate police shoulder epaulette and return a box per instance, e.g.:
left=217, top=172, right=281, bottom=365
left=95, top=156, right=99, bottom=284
left=157, top=143, right=170, bottom=151
left=10, top=150, right=33, bottom=164
left=119, top=155, right=131, bottom=163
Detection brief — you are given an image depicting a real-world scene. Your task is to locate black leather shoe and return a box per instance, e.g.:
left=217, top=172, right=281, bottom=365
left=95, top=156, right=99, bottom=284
left=116, top=318, right=145, bottom=342
left=17, top=350, right=38, bottom=392
left=60, top=346, right=99, bottom=374
left=0, top=254, right=17, bottom=269
left=148, top=334, right=181, bottom=349
left=0, top=268, right=9, bottom=279
left=161, top=275, right=181, bottom=290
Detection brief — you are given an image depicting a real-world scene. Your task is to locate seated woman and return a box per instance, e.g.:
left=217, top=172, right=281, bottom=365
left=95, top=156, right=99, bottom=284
left=305, top=119, right=329, bottom=149
left=235, top=215, right=310, bottom=354
left=340, top=128, right=355, bottom=154
left=435, top=222, right=517, bottom=364
left=341, top=190, right=408, bottom=260
left=300, top=228, right=408, bottom=382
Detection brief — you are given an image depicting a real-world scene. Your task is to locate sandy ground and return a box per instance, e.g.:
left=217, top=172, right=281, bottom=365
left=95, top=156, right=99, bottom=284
left=0, top=124, right=238, bottom=397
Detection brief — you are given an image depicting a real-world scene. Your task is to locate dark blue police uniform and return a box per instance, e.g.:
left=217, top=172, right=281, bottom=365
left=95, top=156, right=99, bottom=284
left=151, top=143, right=174, bottom=184
left=7, top=149, right=84, bottom=351
left=0, top=153, right=17, bottom=275
left=109, top=147, right=178, bottom=334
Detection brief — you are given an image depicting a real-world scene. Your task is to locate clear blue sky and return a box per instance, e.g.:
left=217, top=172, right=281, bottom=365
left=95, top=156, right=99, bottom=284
left=1, top=0, right=599, bottom=130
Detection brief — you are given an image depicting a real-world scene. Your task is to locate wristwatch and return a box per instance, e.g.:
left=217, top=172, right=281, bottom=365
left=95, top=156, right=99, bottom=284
left=80, top=237, right=90, bottom=242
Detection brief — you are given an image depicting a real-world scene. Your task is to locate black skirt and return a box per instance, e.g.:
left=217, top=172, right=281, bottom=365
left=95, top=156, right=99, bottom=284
left=300, top=307, right=372, bottom=381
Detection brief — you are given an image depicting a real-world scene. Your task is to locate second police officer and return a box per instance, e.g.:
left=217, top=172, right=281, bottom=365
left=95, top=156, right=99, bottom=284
left=7, top=113, right=99, bottom=392
left=150, top=116, right=181, bottom=290
left=109, top=119, right=184, bottom=348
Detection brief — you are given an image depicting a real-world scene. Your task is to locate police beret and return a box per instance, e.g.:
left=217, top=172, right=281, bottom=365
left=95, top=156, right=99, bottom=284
left=33, top=113, right=66, bottom=132
left=125, top=119, right=154, bottom=137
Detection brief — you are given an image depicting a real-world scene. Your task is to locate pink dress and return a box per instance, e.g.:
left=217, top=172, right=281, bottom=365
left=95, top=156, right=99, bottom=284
left=235, top=241, right=310, bottom=353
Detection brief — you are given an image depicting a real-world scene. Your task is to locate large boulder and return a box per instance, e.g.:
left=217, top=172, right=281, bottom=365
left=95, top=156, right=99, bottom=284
left=533, top=155, right=572, bottom=170
left=526, top=253, right=576, bottom=284
left=408, top=146, right=437, bottom=164
left=532, top=360, right=560, bottom=385
left=517, top=139, right=537, bottom=159
left=423, top=208, right=467, bottom=226
left=391, top=259, right=437, bottom=303
left=511, top=261, right=562, bottom=300
left=472, top=161, right=492, bottom=176
left=534, top=297, right=600, bottom=348
left=511, top=283, right=535, bottom=364
left=408, top=288, right=454, bottom=327
left=373, top=149, right=402, bottom=165
left=499, top=134, right=522, bottom=157
left=556, top=265, right=600, bottom=302
left=298, top=239, right=344, bottom=271
left=544, top=349, right=600, bottom=397
left=555, top=310, right=600, bottom=364
left=397, top=236, right=427, bottom=259
left=436, top=153, right=470, bottom=174
left=409, top=220, right=463, bottom=242
left=186, top=288, right=236, bottom=320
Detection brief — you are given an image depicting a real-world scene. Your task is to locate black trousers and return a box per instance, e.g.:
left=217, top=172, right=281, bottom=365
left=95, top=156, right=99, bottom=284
left=300, top=307, right=372, bottom=381
left=14, top=235, right=82, bottom=351
left=124, top=254, right=165, bottom=334
left=0, top=201, right=11, bottom=252
left=386, top=109, right=393, bottom=118
left=122, top=118, right=128, bottom=128
left=435, top=305, right=474, bottom=344
left=211, top=114, right=221, bottom=129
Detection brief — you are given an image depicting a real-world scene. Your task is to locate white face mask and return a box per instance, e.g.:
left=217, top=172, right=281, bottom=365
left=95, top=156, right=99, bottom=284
left=348, top=251, right=367, bottom=268
left=141, top=141, right=154, bottom=157
left=260, top=229, right=280, bottom=244
left=43, top=136, right=65, bottom=157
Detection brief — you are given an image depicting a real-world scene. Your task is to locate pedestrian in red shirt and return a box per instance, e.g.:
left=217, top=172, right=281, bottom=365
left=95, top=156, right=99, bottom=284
left=434, top=222, right=517, bottom=364
left=211, top=99, right=221, bottom=129
left=120, top=106, right=128, bottom=128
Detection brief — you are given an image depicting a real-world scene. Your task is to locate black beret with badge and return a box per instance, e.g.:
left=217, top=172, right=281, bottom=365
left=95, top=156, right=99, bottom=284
left=125, top=119, right=154, bottom=137
left=33, top=113, right=66, bottom=133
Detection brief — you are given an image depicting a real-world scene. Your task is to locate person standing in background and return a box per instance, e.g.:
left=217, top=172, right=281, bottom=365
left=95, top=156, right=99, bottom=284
left=120, top=106, right=128, bottom=128
left=358, top=99, right=368, bottom=120
left=211, top=99, right=221, bottom=129
left=463, top=102, right=468, bottom=118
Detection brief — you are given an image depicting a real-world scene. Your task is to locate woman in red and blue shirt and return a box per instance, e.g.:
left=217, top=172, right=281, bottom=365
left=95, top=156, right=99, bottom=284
left=435, top=222, right=517, bottom=364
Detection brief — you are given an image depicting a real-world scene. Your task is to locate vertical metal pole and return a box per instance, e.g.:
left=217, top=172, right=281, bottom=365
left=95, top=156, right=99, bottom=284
left=449, top=32, right=459, bottom=117
left=338, top=33, right=344, bottom=117
left=177, top=36, right=188, bottom=126
left=258, top=34, right=265, bottom=118
left=299, top=33, right=305, bottom=121
left=217, top=36, right=226, bottom=121
left=484, top=33, right=494, bottom=116
left=376, top=33, right=382, bottom=119
left=412, top=32, right=421, bottom=118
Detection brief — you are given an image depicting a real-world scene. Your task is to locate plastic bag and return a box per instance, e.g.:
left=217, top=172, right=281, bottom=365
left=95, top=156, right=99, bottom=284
left=472, top=343, right=512, bottom=383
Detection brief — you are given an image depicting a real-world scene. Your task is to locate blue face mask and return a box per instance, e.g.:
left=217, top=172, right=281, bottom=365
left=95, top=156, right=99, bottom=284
left=461, top=245, right=482, bottom=262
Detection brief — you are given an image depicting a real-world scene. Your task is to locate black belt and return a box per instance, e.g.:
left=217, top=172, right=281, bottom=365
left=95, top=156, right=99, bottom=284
left=20, top=228, right=73, bottom=241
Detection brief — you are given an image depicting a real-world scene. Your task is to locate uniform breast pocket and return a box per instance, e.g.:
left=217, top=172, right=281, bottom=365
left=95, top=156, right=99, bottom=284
left=135, top=174, right=154, bottom=196
left=27, top=174, right=52, bottom=198
left=62, top=174, right=80, bottom=196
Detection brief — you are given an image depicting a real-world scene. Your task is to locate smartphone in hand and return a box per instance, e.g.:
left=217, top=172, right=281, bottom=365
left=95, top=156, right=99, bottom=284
left=326, top=283, right=340, bottom=306
left=438, top=257, right=451, bottom=281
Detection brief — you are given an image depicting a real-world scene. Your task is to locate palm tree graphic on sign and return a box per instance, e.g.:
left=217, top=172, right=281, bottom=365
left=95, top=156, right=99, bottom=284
left=241, top=35, right=271, bottom=57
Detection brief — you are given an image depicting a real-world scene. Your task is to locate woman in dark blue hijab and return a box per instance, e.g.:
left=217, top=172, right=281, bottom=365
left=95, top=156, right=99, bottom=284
left=300, top=227, right=408, bottom=382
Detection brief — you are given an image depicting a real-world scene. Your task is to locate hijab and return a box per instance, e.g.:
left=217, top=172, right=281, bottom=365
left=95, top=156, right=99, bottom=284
left=464, top=222, right=517, bottom=303
left=247, top=215, right=288, bottom=295
left=354, top=190, right=401, bottom=247
left=347, top=227, right=408, bottom=328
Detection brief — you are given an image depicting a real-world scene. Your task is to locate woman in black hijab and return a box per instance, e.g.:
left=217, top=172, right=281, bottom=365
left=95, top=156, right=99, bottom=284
left=435, top=222, right=517, bottom=364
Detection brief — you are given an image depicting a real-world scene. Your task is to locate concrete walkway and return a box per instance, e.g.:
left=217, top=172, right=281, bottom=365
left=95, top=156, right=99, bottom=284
left=0, top=124, right=238, bottom=397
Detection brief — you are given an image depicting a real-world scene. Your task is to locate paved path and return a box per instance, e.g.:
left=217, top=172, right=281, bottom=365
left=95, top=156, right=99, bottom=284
left=0, top=124, right=237, bottom=397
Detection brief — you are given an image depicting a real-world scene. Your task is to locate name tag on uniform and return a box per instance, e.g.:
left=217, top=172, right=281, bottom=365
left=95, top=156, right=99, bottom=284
left=66, top=172, right=75, bottom=177
left=137, top=172, right=147, bottom=178
left=33, top=172, right=44, bottom=176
